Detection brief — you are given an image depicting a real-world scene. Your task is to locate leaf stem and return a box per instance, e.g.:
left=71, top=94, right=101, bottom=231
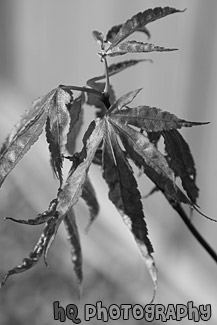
left=60, top=84, right=102, bottom=97
left=102, top=56, right=110, bottom=96
left=169, top=200, right=217, bottom=264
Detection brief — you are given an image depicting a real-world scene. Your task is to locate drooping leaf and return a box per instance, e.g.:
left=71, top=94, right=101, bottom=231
left=46, top=87, right=72, bottom=186
left=107, top=41, right=177, bottom=57
left=110, top=118, right=190, bottom=204
left=110, top=105, right=209, bottom=132
left=1, top=119, right=104, bottom=286
left=102, top=121, right=157, bottom=300
left=163, top=130, right=199, bottom=203
left=0, top=89, right=56, bottom=188
left=43, top=218, right=61, bottom=267
left=108, top=7, right=185, bottom=49
left=0, top=217, right=59, bottom=287
left=57, top=118, right=105, bottom=218
left=5, top=199, right=58, bottom=226
left=106, top=23, right=151, bottom=43
left=46, top=117, right=63, bottom=184
left=81, top=176, right=99, bottom=231
left=108, top=88, right=142, bottom=114
left=64, top=209, right=83, bottom=288
left=66, top=93, right=85, bottom=155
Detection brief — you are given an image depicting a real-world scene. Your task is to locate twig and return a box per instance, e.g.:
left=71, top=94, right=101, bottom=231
left=168, top=199, right=217, bottom=264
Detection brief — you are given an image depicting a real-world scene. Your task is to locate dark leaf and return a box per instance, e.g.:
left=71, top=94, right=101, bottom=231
left=0, top=89, right=56, bottom=188
left=56, top=118, right=105, bottom=218
left=110, top=118, right=190, bottom=204
left=163, top=130, right=199, bottom=203
left=64, top=209, right=83, bottom=288
left=106, top=23, right=150, bottom=43
left=110, top=105, right=209, bottom=131
left=81, top=176, right=99, bottom=231
left=103, top=121, right=157, bottom=299
left=46, top=117, right=63, bottom=184
left=0, top=218, right=59, bottom=287
left=46, top=87, right=72, bottom=186
left=5, top=199, right=58, bottom=225
left=108, top=7, right=185, bottom=49
left=107, top=41, right=177, bottom=57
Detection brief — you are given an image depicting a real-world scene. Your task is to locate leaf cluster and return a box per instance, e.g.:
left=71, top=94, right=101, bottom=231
left=0, top=6, right=216, bottom=300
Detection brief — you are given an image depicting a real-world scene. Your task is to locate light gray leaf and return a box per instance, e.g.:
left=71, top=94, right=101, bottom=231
left=0, top=89, right=56, bottom=187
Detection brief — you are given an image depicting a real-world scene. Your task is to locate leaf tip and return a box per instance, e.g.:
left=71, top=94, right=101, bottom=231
left=135, top=87, right=143, bottom=95
left=193, top=204, right=217, bottom=222
left=43, top=255, right=50, bottom=269
left=0, top=273, right=10, bottom=288
left=146, top=254, right=158, bottom=303
left=77, top=283, right=83, bottom=300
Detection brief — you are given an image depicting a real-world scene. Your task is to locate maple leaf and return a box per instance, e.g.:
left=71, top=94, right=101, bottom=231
left=0, top=118, right=105, bottom=287
left=64, top=209, right=82, bottom=291
left=107, top=90, right=209, bottom=206
left=0, top=217, right=60, bottom=287
left=57, top=118, right=105, bottom=218
left=108, top=88, right=143, bottom=113
left=1, top=5, right=216, bottom=301
left=107, top=7, right=185, bottom=49
left=109, top=104, right=209, bottom=131
left=5, top=198, right=58, bottom=226
left=45, top=87, right=72, bottom=187
left=109, top=117, right=189, bottom=205
left=106, top=41, right=177, bottom=57
left=106, top=23, right=151, bottom=44
left=102, top=121, right=157, bottom=301
left=0, top=89, right=56, bottom=188
left=163, top=129, right=199, bottom=203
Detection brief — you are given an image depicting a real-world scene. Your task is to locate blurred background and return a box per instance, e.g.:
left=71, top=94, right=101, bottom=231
left=0, top=0, right=217, bottom=324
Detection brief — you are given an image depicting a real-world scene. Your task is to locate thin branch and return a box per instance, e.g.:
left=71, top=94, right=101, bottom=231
left=59, top=84, right=102, bottom=97
left=102, top=56, right=110, bottom=95
left=168, top=199, right=217, bottom=264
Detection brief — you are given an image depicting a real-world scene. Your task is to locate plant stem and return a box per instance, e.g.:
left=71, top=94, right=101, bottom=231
left=103, top=56, right=110, bottom=95
left=60, top=84, right=102, bottom=97
left=168, top=199, right=217, bottom=264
